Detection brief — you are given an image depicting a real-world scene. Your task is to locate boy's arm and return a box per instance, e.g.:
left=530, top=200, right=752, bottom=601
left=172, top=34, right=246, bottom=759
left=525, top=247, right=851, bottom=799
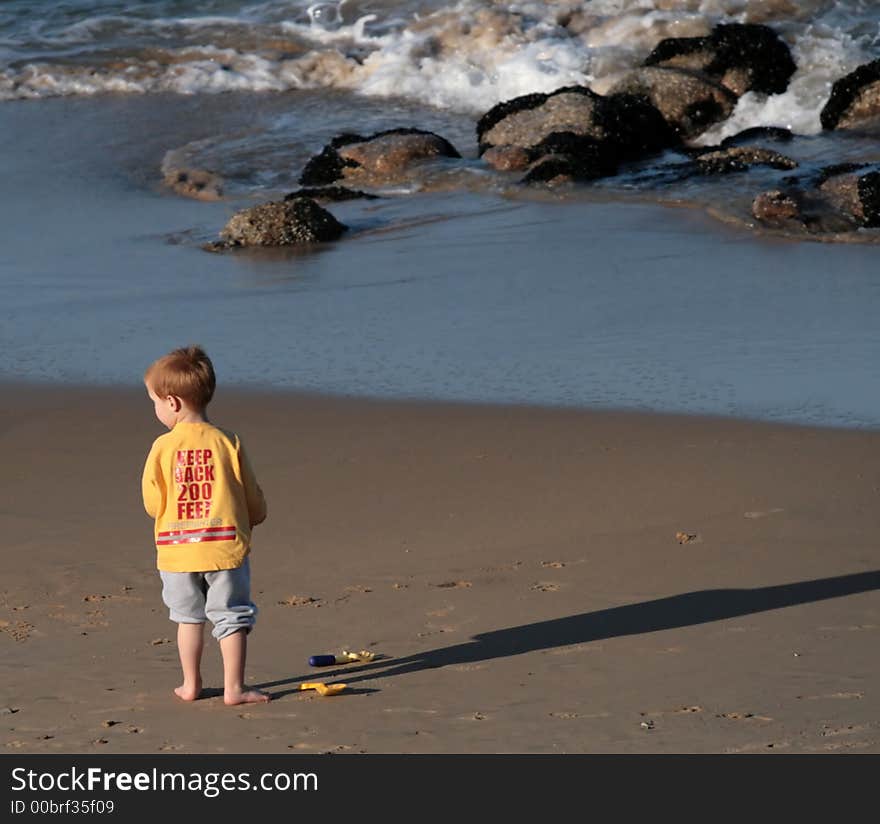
left=238, top=440, right=267, bottom=527
left=141, top=442, right=166, bottom=519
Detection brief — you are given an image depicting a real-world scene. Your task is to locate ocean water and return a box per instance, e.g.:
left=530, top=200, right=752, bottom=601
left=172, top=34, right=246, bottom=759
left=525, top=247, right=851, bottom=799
left=2, top=1, right=880, bottom=428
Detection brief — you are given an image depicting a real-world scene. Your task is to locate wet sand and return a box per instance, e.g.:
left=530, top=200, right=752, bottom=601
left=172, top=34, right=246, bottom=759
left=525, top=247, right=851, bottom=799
left=1, top=383, right=878, bottom=753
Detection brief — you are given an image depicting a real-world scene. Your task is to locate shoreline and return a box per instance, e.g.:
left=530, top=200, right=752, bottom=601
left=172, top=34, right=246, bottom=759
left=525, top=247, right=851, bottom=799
left=4, top=379, right=880, bottom=436
left=2, top=383, right=879, bottom=753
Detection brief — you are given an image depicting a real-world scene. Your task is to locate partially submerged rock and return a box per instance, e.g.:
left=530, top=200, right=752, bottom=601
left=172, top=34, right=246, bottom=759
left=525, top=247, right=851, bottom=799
left=694, top=146, right=798, bottom=175
left=215, top=197, right=347, bottom=248
left=521, top=134, right=620, bottom=184
left=299, top=128, right=461, bottom=186
left=645, top=23, right=797, bottom=97
left=482, top=145, right=532, bottom=172
left=720, top=126, right=794, bottom=148
left=751, top=189, right=803, bottom=225
left=284, top=186, right=379, bottom=202
left=818, top=166, right=880, bottom=227
left=751, top=164, right=880, bottom=233
left=477, top=87, right=605, bottom=154
left=163, top=167, right=224, bottom=201
left=820, top=59, right=880, bottom=131
left=477, top=86, right=678, bottom=188
left=477, top=86, right=678, bottom=159
left=608, top=67, right=738, bottom=139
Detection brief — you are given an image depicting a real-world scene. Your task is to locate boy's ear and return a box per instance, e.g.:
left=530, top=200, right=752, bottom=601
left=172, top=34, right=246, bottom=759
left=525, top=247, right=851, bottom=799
left=166, top=395, right=182, bottom=412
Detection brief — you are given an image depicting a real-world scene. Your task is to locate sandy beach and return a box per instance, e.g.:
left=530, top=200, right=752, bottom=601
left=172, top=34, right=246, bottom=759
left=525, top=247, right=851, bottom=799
left=1, top=383, right=877, bottom=754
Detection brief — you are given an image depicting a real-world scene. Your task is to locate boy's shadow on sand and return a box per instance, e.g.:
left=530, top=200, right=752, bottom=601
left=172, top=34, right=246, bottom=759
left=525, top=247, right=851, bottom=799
left=259, top=570, right=880, bottom=699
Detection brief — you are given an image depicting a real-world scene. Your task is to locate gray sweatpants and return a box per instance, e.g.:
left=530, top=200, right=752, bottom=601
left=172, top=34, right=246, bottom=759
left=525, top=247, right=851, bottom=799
left=159, top=559, right=257, bottom=640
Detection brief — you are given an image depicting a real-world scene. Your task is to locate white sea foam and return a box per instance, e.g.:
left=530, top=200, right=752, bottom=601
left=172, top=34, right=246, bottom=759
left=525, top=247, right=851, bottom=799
left=1, top=0, right=877, bottom=138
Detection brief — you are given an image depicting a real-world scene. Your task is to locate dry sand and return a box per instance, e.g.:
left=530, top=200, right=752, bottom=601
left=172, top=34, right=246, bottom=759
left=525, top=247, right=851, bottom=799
left=1, top=383, right=878, bottom=754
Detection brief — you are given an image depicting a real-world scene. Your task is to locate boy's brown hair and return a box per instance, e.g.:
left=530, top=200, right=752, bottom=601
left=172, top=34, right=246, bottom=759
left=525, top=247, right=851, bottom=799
left=145, top=345, right=216, bottom=409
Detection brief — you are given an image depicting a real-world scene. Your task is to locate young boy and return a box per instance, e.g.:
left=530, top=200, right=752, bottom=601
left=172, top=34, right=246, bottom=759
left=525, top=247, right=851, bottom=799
left=142, top=345, right=270, bottom=705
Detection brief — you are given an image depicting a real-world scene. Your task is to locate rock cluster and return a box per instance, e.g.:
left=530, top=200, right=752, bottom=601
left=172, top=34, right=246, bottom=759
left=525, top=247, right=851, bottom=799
left=198, top=24, right=880, bottom=247
left=751, top=164, right=880, bottom=233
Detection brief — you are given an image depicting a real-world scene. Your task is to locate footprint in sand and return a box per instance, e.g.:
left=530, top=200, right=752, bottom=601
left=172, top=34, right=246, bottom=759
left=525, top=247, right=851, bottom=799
left=800, top=691, right=864, bottom=701
left=0, top=620, right=33, bottom=642
left=480, top=561, right=523, bottom=573
left=427, top=606, right=454, bottom=617
left=417, top=627, right=453, bottom=638
left=716, top=711, right=773, bottom=722
left=744, top=508, right=784, bottom=519
left=821, top=740, right=872, bottom=751
left=382, top=708, right=439, bottom=715
left=549, top=711, right=580, bottom=719
left=726, top=740, right=790, bottom=752
left=277, top=595, right=321, bottom=607
left=640, top=706, right=704, bottom=720
left=821, top=723, right=870, bottom=737
left=433, top=581, right=472, bottom=589
left=548, top=644, right=602, bottom=656
left=530, top=582, right=560, bottom=592
left=541, top=561, right=566, bottom=569
left=335, top=585, right=373, bottom=603
left=817, top=624, right=877, bottom=632
left=159, top=743, right=184, bottom=751
left=83, top=593, right=140, bottom=603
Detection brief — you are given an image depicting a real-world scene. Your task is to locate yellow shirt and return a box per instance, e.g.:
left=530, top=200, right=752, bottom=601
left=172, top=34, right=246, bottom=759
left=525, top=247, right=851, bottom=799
left=141, top=422, right=267, bottom=572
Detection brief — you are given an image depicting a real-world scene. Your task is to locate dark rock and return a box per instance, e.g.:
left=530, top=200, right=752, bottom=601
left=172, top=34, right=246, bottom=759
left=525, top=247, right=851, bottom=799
left=299, top=128, right=460, bottom=186
left=519, top=155, right=597, bottom=185
left=751, top=189, right=804, bottom=225
left=859, top=172, right=880, bottom=227
left=483, top=145, right=532, bottom=172
left=820, top=59, right=880, bottom=131
left=815, top=163, right=869, bottom=187
left=645, top=23, right=797, bottom=96
left=720, top=126, right=794, bottom=147
left=521, top=134, right=620, bottom=184
left=217, top=197, right=347, bottom=247
left=299, top=145, right=360, bottom=186
left=477, top=86, right=604, bottom=154
left=284, top=186, right=379, bottom=202
left=601, top=93, right=682, bottom=158
left=694, top=146, right=798, bottom=174
left=478, top=86, right=678, bottom=159
left=818, top=167, right=880, bottom=227
left=609, top=67, right=738, bottom=139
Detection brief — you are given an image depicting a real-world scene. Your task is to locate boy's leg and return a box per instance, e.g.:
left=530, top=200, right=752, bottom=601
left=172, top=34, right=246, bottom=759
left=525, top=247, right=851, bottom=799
left=175, top=622, right=205, bottom=701
left=160, top=571, right=208, bottom=701
left=205, top=560, right=269, bottom=705
left=219, top=629, right=269, bottom=705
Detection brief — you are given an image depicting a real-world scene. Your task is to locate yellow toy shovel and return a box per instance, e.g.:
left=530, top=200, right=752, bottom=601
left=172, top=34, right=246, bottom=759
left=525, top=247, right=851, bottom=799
left=299, top=682, right=347, bottom=696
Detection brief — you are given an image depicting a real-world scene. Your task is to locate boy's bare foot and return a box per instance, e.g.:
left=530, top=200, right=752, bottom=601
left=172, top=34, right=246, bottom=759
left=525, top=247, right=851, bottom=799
left=224, top=688, right=270, bottom=706
left=174, top=682, right=202, bottom=701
